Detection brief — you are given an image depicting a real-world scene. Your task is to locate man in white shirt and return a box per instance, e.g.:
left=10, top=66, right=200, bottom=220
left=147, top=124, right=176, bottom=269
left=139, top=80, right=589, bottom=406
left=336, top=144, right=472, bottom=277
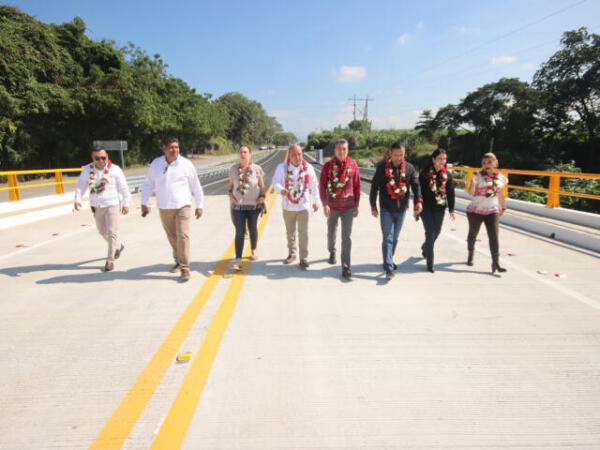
left=272, top=144, right=320, bottom=269
left=141, top=137, right=204, bottom=282
left=74, top=146, right=131, bottom=272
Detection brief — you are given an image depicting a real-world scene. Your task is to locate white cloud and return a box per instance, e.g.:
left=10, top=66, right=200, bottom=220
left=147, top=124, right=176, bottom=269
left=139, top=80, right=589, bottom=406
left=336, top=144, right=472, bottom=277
left=333, top=66, right=367, bottom=83
left=395, top=33, right=409, bottom=46
left=417, top=21, right=424, bottom=31
left=521, top=62, right=535, bottom=70
left=491, top=55, right=517, bottom=66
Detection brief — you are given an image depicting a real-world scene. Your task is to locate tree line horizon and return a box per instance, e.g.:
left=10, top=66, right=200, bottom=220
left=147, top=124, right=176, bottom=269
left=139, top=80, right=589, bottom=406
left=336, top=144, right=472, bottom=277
left=0, top=6, right=297, bottom=171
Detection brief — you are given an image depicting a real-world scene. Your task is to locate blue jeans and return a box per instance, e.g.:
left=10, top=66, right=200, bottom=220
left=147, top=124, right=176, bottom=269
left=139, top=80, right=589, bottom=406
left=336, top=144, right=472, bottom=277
left=233, top=207, right=260, bottom=259
left=420, top=208, right=445, bottom=268
left=380, top=209, right=406, bottom=271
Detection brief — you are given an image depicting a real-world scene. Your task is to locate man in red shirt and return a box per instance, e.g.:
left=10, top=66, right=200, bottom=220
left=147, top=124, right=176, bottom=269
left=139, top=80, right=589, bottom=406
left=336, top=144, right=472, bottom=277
left=319, top=139, right=361, bottom=280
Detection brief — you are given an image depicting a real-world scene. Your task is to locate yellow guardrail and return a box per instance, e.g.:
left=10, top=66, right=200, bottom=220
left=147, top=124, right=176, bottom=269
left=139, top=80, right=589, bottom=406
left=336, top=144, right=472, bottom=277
left=451, top=166, right=600, bottom=208
left=0, top=168, right=82, bottom=201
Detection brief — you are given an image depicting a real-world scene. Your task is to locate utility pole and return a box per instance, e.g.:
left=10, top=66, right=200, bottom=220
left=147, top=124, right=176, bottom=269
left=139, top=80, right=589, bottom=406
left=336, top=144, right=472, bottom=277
left=362, top=96, right=374, bottom=149
left=348, top=95, right=357, bottom=122
left=346, top=95, right=374, bottom=149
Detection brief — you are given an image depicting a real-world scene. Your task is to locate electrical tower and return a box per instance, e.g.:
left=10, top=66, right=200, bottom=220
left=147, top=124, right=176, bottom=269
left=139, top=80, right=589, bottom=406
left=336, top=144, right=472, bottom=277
left=348, top=96, right=374, bottom=149
left=348, top=95, right=357, bottom=121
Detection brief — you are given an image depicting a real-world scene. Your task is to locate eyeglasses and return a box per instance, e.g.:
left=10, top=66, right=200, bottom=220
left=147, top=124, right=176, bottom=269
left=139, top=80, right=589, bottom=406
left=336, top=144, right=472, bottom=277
left=94, top=156, right=107, bottom=161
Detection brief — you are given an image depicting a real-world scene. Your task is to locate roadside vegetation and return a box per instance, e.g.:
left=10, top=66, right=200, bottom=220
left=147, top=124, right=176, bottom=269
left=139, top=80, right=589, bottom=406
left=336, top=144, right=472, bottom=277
left=0, top=6, right=297, bottom=171
left=307, top=28, right=599, bottom=212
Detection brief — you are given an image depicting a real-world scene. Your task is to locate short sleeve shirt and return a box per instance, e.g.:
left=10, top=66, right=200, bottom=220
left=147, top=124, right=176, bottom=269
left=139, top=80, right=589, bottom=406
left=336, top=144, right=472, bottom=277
left=229, top=163, right=264, bottom=205
left=467, top=172, right=508, bottom=215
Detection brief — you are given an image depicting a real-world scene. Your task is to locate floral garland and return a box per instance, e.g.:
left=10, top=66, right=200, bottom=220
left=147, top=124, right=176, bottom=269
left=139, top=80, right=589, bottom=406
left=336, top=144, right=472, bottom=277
left=326, top=157, right=351, bottom=199
left=384, top=157, right=407, bottom=205
left=285, top=160, right=309, bottom=204
left=427, top=165, right=448, bottom=206
left=481, top=170, right=500, bottom=197
left=89, top=161, right=111, bottom=194
left=237, top=163, right=253, bottom=195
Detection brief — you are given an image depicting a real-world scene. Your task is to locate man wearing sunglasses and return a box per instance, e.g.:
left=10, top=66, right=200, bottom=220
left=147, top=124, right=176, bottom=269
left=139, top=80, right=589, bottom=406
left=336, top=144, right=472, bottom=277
left=74, top=146, right=131, bottom=272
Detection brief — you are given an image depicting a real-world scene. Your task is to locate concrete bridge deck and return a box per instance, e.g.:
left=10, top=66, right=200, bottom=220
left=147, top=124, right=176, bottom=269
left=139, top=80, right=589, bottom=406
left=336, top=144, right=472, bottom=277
left=1, top=154, right=599, bottom=449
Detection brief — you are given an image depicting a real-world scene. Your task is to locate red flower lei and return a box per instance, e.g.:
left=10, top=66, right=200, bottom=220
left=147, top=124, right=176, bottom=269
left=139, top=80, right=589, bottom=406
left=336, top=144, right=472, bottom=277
left=481, top=171, right=500, bottom=198
left=384, top=157, right=407, bottom=206
left=427, top=165, right=448, bottom=206
left=237, top=163, right=253, bottom=195
left=89, top=160, right=112, bottom=194
left=326, top=157, right=351, bottom=199
left=285, top=160, right=309, bottom=204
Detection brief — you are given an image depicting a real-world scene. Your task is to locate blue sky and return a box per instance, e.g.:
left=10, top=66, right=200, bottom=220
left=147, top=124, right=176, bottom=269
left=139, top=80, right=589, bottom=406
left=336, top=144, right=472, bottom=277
left=7, top=0, right=600, bottom=140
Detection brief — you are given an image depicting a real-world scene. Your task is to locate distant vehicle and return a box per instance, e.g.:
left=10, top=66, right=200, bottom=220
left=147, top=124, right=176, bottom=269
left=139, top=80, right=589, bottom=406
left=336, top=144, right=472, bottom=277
left=268, top=145, right=275, bottom=149
left=259, top=145, right=268, bottom=150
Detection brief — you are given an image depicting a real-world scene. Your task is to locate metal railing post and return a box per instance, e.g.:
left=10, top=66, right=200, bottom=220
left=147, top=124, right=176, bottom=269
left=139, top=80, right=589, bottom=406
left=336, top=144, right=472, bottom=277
left=55, top=171, right=65, bottom=195
left=547, top=174, right=561, bottom=208
left=500, top=170, right=509, bottom=197
left=466, top=169, right=475, bottom=188
left=8, top=173, right=20, bottom=201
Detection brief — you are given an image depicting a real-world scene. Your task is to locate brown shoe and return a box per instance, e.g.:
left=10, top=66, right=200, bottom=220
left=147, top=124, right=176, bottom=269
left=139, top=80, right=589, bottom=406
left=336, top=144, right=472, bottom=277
left=180, top=268, right=191, bottom=281
left=231, top=258, right=242, bottom=272
left=114, top=244, right=125, bottom=260
left=104, top=261, right=114, bottom=272
left=250, top=252, right=259, bottom=261
left=170, top=263, right=181, bottom=273
left=283, top=255, right=296, bottom=264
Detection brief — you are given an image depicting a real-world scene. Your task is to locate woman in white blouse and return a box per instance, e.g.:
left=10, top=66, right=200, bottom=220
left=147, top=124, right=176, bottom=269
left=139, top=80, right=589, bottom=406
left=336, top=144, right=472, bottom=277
left=228, top=145, right=265, bottom=271
left=466, top=152, right=508, bottom=273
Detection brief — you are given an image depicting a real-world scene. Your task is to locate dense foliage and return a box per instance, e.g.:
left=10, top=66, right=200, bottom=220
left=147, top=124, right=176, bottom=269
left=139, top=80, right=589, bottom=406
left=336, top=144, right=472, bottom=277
left=0, top=6, right=287, bottom=169
left=416, top=28, right=599, bottom=173
left=308, top=28, right=599, bottom=211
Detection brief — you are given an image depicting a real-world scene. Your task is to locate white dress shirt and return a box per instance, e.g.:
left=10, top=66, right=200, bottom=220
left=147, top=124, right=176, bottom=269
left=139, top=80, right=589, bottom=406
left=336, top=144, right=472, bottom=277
left=141, top=155, right=204, bottom=209
left=272, top=160, right=320, bottom=212
left=74, top=163, right=130, bottom=208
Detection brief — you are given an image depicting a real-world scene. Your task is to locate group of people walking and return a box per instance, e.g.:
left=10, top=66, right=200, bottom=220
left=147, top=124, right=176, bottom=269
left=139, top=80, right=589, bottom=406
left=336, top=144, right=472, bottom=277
left=74, top=138, right=508, bottom=281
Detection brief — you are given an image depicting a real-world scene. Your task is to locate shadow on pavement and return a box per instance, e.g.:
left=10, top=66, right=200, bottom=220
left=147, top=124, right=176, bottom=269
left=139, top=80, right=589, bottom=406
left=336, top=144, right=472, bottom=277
left=0, top=257, right=106, bottom=277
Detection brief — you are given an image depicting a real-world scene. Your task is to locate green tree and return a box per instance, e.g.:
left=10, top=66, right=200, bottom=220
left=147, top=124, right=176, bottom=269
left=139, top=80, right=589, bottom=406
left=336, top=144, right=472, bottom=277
left=272, top=132, right=297, bottom=146
left=533, top=27, right=600, bottom=169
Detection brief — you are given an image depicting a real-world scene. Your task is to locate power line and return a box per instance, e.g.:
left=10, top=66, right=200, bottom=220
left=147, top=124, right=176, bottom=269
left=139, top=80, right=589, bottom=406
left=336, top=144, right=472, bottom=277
left=417, top=0, right=587, bottom=75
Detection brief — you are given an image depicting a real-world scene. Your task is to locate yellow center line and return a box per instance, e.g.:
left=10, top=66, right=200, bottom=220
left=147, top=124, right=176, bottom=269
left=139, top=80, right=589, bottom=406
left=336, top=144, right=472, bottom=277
left=90, top=229, right=237, bottom=449
left=151, top=188, right=277, bottom=449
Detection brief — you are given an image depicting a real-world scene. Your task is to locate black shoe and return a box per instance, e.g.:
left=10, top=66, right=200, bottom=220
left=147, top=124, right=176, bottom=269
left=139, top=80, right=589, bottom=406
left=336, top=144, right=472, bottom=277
left=328, top=252, right=336, bottom=264
left=467, top=251, right=474, bottom=266
left=299, top=259, right=309, bottom=270
left=385, top=269, right=394, bottom=280
left=342, top=267, right=352, bottom=280
left=492, top=261, right=507, bottom=273
left=427, top=266, right=435, bottom=273
left=392, top=263, right=398, bottom=270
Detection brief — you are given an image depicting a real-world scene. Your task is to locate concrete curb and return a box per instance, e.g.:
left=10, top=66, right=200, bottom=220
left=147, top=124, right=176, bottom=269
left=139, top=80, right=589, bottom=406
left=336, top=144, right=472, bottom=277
left=454, top=190, right=600, bottom=253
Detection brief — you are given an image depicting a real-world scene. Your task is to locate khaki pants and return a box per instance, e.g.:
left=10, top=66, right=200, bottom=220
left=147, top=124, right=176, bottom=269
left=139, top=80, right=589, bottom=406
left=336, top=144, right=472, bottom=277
left=283, top=209, right=309, bottom=260
left=94, top=205, right=121, bottom=263
left=159, top=206, right=191, bottom=270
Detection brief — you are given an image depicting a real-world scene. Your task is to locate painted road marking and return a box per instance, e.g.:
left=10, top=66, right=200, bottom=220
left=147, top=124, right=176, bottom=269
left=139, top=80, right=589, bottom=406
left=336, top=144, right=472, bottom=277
left=90, top=186, right=276, bottom=449
left=151, top=189, right=277, bottom=449
left=90, top=243, right=236, bottom=449
left=443, top=230, right=600, bottom=311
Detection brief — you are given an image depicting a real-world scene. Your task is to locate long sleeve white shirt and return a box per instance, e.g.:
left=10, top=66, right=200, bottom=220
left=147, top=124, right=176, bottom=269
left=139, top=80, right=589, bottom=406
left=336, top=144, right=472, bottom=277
left=74, top=163, right=130, bottom=208
left=272, top=160, right=320, bottom=212
left=141, top=155, right=204, bottom=209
